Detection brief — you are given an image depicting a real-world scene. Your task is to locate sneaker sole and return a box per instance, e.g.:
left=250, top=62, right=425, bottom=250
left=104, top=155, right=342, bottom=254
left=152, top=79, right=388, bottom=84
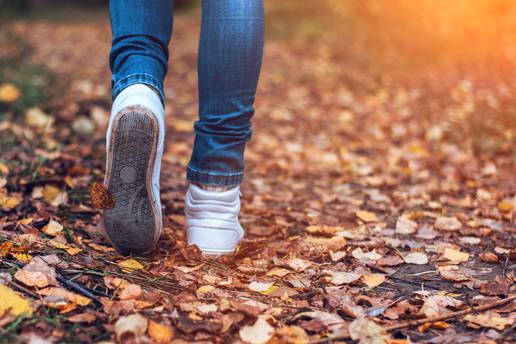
left=103, top=106, right=161, bottom=255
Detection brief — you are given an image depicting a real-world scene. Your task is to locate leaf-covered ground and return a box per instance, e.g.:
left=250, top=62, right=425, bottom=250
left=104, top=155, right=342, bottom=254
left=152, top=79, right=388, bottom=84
left=0, top=2, right=515, bottom=343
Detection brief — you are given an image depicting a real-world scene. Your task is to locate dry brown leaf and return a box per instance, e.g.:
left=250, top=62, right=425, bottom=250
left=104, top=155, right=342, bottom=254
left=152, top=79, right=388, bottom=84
left=14, top=256, right=58, bottom=288
left=402, top=252, right=429, bottom=265
left=418, top=295, right=463, bottom=317
left=356, top=210, right=379, bottom=223
left=42, top=184, right=68, bottom=207
left=437, top=265, right=472, bottom=281
left=362, top=273, right=386, bottom=288
left=89, top=182, right=115, bottom=210
left=239, top=316, right=274, bottom=344
left=42, top=220, right=63, bottom=236
left=148, top=320, right=174, bottom=343
left=442, top=248, right=470, bottom=264
left=331, top=271, right=362, bottom=285
left=395, top=216, right=418, bottom=234
left=464, top=311, right=513, bottom=330
left=115, top=313, right=148, bottom=342
left=118, top=283, right=143, bottom=300
left=348, top=317, right=389, bottom=344
left=434, top=216, right=462, bottom=231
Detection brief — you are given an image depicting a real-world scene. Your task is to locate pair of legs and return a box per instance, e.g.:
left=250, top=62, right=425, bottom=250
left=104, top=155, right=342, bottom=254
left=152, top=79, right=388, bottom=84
left=103, top=0, right=264, bottom=255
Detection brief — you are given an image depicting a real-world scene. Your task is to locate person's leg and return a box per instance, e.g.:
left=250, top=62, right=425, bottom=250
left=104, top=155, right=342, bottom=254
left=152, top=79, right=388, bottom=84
left=103, top=0, right=173, bottom=255
left=185, top=0, right=264, bottom=254
left=109, top=0, right=173, bottom=104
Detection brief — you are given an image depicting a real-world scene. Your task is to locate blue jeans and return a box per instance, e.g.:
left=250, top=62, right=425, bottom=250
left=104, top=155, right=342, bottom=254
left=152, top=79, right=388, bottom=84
left=110, top=0, right=264, bottom=186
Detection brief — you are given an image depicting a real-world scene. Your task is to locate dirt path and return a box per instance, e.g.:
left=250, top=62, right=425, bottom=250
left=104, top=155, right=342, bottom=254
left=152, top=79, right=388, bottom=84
left=0, top=4, right=514, bottom=343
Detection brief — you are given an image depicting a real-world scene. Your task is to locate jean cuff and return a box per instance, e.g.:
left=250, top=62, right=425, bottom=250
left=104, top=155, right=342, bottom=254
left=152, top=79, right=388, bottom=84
left=187, top=165, right=243, bottom=186
left=112, top=73, right=165, bottom=106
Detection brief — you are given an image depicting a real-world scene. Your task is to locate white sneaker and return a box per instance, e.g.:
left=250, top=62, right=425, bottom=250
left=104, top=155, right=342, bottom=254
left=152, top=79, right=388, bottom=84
left=103, top=84, right=165, bottom=255
left=185, top=184, right=245, bottom=255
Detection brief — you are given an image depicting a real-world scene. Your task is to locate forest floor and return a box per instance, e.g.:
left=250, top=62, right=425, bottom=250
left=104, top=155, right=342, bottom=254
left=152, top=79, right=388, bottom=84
left=0, top=2, right=514, bottom=343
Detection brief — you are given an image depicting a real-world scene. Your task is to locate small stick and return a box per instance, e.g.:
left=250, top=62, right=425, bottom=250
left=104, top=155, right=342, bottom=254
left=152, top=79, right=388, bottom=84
left=311, top=295, right=516, bottom=343
left=56, top=273, right=102, bottom=309
left=384, top=294, right=516, bottom=331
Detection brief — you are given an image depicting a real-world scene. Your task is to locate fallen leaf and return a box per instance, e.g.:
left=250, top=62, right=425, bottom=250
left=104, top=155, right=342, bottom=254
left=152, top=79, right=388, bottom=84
left=0, top=83, right=21, bottom=103
left=89, top=182, right=115, bottom=210
left=42, top=220, right=63, bottom=236
left=25, top=107, right=52, bottom=128
left=0, top=285, right=32, bottom=317
left=438, top=265, right=472, bottom=281
left=418, top=295, right=463, bottom=317
left=267, top=268, right=291, bottom=278
left=285, top=258, right=312, bottom=272
left=118, top=258, right=144, bottom=272
left=464, top=311, right=513, bottom=330
left=14, top=256, right=58, bottom=288
left=305, top=225, right=341, bottom=236
left=352, top=248, right=382, bottom=261
left=434, top=216, right=462, bottom=231
left=273, top=325, right=309, bottom=344
left=42, top=184, right=68, bottom=207
left=395, top=216, right=418, bottom=234
left=331, top=271, right=362, bottom=285
left=38, top=287, right=92, bottom=306
left=497, top=200, right=513, bottom=213
left=480, top=252, right=499, bottom=263
left=118, top=283, right=143, bottom=300
left=442, top=248, right=470, bottom=264
left=362, top=274, right=386, bottom=288
left=66, top=312, right=97, bottom=323
left=348, top=317, right=389, bottom=344
left=239, top=316, right=274, bottom=344
left=356, top=210, right=379, bottom=223
left=402, top=252, right=429, bottom=265
left=115, top=313, right=148, bottom=342
left=249, top=281, right=274, bottom=293
left=0, top=195, right=21, bottom=211
left=148, top=320, right=174, bottom=343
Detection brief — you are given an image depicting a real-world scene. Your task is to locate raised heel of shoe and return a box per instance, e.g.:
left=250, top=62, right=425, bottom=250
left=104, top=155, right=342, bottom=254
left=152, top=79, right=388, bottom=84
left=103, top=107, right=161, bottom=255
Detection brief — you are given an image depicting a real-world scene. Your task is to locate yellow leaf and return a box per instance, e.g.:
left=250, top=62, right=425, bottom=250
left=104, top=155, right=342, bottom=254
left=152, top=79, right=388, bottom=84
left=42, top=220, right=63, bottom=236
left=0, top=83, right=21, bottom=103
left=197, top=285, right=215, bottom=294
left=43, top=184, right=67, bottom=207
left=11, top=253, right=32, bottom=264
left=249, top=281, right=275, bottom=293
left=25, top=107, right=52, bottom=128
left=464, top=311, right=513, bottom=330
left=17, top=217, right=33, bottom=225
left=0, top=196, right=21, bottom=211
left=38, top=287, right=91, bottom=306
left=0, top=162, right=9, bottom=175
left=362, top=273, right=386, bottom=288
left=266, top=268, right=292, bottom=278
left=356, top=210, right=379, bottom=223
left=442, top=248, right=470, bottom=264
left=148, top=320, right=174, bottom=344
left=0, top=285, right=32, bottom=317
left=118, top=258, right=144, bottom=272
left=498, top=200, right=513, bottom=213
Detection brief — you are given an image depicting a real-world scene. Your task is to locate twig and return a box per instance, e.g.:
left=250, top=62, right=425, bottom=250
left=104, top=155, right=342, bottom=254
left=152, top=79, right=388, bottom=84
left=56, top=273, right=102, bottom=309
left=311, top=295, right=516, bottom=343
left=383, top=295, right=516, bottom=331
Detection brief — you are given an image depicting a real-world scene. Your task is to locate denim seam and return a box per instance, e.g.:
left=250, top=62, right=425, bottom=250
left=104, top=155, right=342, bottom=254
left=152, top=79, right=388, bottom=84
left=187, top=167, right=244, bottom=186
left=187, top=165, right=244, bottom=177
left=112, top=73, right=165, bottom=105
